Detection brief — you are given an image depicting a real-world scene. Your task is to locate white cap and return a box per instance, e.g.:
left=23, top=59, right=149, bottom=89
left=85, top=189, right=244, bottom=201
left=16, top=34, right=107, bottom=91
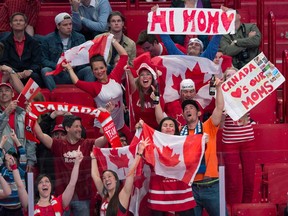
left=188, top=38, right=204, bottom=50
left=180, top=79, right=195, bottom=91
left=137, top=63, right=157, bottom=80
left=55, top=12, right=71, bottom=25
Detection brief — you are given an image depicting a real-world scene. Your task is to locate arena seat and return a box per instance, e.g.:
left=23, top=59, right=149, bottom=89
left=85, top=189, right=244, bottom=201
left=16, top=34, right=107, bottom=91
left=231, top=203, right=277, bottom=216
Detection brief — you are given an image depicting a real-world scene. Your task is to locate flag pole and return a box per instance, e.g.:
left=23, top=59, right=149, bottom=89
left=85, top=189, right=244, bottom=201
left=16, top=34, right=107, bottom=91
left=27, top=172, right=34, bottom=216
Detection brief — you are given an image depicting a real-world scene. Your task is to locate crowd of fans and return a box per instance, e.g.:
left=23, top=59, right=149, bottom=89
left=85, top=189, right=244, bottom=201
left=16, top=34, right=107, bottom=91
left=0, top=0, right=267, bottom=215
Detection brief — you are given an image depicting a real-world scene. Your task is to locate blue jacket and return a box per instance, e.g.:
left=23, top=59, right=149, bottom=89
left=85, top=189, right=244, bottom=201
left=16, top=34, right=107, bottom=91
left=41, top=30, right=86, bottom=69
left=160, top=34, right=222, bottom=61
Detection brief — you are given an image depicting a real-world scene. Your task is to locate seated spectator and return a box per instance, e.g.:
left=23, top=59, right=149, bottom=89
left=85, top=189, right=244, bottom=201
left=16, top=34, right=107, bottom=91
left=0, top=13, right=43, bottom=87
left=41, top=12, right=95, bottom=91
left=137, top=30, right=186, bottom=57
left=70, top=0, right=112, bottom=40
left=0, top=83, right=36, bottom=172
left=0, top=0, right=41, bottom=41
left=51, top=124, right=67, bottom=139
left=99, top=11, right=136, bottom=73
left=0, top=131, right=27, bottom=216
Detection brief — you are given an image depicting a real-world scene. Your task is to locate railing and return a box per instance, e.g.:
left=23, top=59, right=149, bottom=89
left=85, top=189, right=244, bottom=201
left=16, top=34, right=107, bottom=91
left=257, top=0, right=264, bottom=51
left=268, top=11, right=276, bottom=65
left=282, top=50, right=288, bottom=123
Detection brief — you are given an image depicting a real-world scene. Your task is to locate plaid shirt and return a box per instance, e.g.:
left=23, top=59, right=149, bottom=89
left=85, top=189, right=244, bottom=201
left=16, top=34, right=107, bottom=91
left=0, top=0, right=41, bottom=32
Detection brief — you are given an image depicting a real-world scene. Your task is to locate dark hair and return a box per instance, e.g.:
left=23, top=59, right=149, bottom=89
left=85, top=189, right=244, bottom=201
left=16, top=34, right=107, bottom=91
left=90, top=54, right=107, bottom=68
left=181, top=100, right=200, bottom=111
left=118, top=131, right=126, bottom=138
left=102, top=170, right=121, bottom=216
left=135, top=73, right=156, bottom=110
left=62, top=115, right=81, bottom=132
left=0, top=42, right=4, bottom=58
left=136, top=30, right=158, bottom=45
left=34, top=174, right=54, bottom=204
left=158, top=117, right=180, bottom=135
left=9, top=12, right=27, bottom=23
left=107, top=11, right=125, bottom=23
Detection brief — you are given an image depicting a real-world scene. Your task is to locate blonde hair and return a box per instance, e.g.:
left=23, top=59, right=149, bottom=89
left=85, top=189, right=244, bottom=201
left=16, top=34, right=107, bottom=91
left=223, top=67, right=238, bottom=81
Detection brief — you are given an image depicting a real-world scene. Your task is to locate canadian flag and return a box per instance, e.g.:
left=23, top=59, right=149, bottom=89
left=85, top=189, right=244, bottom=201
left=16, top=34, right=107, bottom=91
left=142, top=122, right=205, bottom=186
left=17, top=78, right=41, bottom=109
left=46, top=34, right=113, bottom=76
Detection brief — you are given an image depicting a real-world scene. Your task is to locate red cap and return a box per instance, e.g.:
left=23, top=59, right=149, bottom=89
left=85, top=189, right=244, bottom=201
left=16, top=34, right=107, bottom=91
left=52, top=124, right=65, bottom=133
left=0, top=82, right=13, bottom=90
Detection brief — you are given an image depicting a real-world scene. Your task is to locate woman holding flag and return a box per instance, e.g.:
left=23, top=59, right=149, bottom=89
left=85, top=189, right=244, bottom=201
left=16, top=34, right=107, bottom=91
left=62, top=34, right=133, bottom=144
left=90, top=137, right=149, bottom=216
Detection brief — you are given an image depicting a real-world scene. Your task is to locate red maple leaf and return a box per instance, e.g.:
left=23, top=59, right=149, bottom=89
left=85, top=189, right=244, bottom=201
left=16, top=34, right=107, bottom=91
left=171, top=74, right=182, bottom=92
left=185, top=62, right=208, bottom=91
left=157, top=146, right=180, bottom=167
left=109, top=149, right=129, bottom=169
left=29, top=88, right=35, bottom=94
left=134, top=175, right=146, bottom=189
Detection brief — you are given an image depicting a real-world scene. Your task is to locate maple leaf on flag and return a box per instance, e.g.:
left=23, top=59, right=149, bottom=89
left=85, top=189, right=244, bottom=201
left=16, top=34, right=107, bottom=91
left=156, top=146, right=180, bottom=167
left=29, top=88, right=34, bottom=94
left=134, top=175, right=146, bottom=189
left=171, top=74, right=182, bottom=92
left=108, top=148, right=129, bottom=169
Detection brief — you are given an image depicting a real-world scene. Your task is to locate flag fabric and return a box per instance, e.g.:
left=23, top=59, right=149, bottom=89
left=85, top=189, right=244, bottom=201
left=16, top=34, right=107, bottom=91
left=142, top=122, right=205, bottom=186
left=45, top=34, right=113, bottom=76
left=25, top=112, right=39, bottom=143
left=151, top=55, right=221, bottom=105
left=17, top=78, right=40, bottom=108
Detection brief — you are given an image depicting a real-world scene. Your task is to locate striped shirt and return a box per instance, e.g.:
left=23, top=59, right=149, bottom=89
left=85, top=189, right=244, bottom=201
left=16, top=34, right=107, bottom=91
left=222, top=113, right=255, bottom=144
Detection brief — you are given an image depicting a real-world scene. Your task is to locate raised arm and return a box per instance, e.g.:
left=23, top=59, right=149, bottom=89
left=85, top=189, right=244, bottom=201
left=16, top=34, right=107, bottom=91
left=211, top=77, right=224, bottom=126
left=33, top=121, right=53, bottom=149
left=113, top=38, right=128, bottom=56
left=119, top=137, right=149, bottom=210
left=0, top=174, right=11, bottom=199
left=63, top=62, right=79, bottom=84
left=62, top=146, right=83, bottom=209
left=91, top=150, right=104, bottom=198
left=125, top=66, right=136, bottom=94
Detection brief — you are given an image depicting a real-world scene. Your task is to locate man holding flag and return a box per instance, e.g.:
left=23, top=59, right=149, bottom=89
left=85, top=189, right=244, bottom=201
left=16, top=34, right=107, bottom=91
left=0, top=82, right=36, bottom=172
left=180, top=76, right=226, bottom=216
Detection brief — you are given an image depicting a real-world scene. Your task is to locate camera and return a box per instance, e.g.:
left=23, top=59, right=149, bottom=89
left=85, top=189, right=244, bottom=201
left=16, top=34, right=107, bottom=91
left=237, top=49, right=250, bottom=61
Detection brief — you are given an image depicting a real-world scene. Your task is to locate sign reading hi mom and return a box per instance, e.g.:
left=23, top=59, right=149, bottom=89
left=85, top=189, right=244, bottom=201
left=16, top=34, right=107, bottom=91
left=222, top=52, right=285, bottom=121
left=148, top=8, right=236, bottom=35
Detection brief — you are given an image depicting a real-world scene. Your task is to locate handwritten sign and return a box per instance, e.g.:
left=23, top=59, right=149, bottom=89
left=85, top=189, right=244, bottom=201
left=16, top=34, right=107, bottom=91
left=222, top=52, right=285, bottom=121
left=148, top=8, right=236, bottom=35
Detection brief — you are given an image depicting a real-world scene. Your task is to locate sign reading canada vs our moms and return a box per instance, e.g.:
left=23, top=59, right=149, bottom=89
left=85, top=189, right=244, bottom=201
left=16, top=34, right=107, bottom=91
left=222, top=52, right=285, bottom=121
left=147, top=8, right=236, bottom=35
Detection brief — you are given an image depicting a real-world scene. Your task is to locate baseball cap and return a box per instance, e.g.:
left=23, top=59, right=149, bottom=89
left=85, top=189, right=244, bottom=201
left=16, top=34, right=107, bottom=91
left=137, top=63, right=157, bottom=80
left=0, top=82, right=13, bottom=90
left=52, top=124, right=65, bottom=133
left=180, top=79, right=195, bottom=91
left=181, top=100, right=200, bottom=111
left=55, top=12, right=71, bottom=25
left=188, top=38, right=204, bottom=50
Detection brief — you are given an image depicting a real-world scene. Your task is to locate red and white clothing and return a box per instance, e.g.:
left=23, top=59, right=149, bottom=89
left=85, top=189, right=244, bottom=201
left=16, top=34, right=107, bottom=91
left=75, top=55, right=128, bottom=130
left=51, top=138, right=94, bottom=200
left=130, top=90, right=165, bottom=130
left=222, top=113, right=255, bottom=144
left=100, top=199, right=128, bottom=216
left=159, top=42, right=186, bottom=55
left=147, top=173, right=196, bottom=212
left=24, top=195, right=63, bottom=216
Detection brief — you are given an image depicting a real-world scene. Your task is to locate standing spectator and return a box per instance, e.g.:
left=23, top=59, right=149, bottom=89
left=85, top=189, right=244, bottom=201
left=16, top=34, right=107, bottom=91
left=63, top=36, right=133, bottom=143
left=33, top=114, right=108, bottom=216
left=0, top=13, right=43, bottom=87
left=137, top=30, right=186, bottom=57
left=70, top=0, right=112, bottom=40
left=102, top=11, right=136, bottom=71
left=0, top=0, right=41, bottom=41
left=222, top=67, right=255, bottom=204
left=180, top=76, right=226, bottom=216
left=0, top=83, right=36, bottom=172
left=41, top=12, right=95, bottom=91
left=147, top=117, right=196, bottom=215
left=0, top=131, right=27, bottom=216
left=219, top=10, right=261, bottom=69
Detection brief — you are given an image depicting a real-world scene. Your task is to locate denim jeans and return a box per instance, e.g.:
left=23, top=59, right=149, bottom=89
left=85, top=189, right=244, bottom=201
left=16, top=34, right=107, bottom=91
left=41, top=66, right=95, bottom=90
left=63, top=200, right=90, bottom=216
left=192, top=181, right=228, bottom=216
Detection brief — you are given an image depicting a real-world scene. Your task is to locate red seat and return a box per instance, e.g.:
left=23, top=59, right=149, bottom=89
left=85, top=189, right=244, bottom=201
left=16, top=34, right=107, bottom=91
left=231, top=203, right=277, bottom=216
left=263, top=163, right=288, bottom=204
